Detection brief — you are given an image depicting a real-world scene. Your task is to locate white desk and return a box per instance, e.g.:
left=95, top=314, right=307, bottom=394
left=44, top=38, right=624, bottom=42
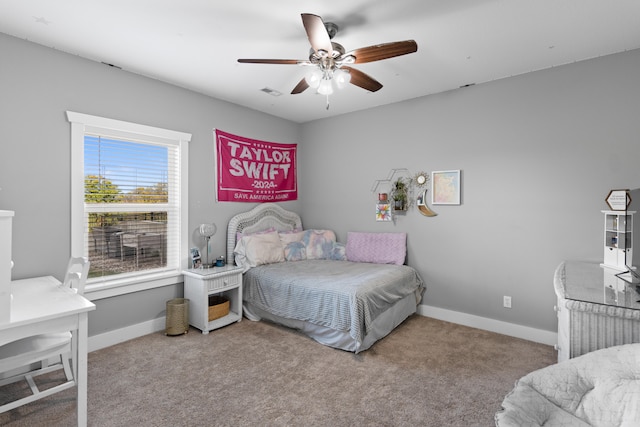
left=0, top=276, right=95, bottom=426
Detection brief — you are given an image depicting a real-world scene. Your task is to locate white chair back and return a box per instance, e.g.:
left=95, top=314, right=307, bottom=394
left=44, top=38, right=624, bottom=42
left=62, top=257, right=90, bottom=295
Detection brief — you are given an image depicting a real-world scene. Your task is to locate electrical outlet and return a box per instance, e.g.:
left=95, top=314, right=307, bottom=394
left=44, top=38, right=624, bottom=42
left=503, top=295, right=512, bottom=309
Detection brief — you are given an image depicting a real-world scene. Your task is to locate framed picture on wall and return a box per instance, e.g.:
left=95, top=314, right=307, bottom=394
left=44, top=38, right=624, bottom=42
left=431, top=170, right=461, bottom=205
left=376, top=203, right=392, bottom=221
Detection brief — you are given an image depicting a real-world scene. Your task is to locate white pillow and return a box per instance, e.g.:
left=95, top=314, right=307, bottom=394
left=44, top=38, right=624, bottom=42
left=279, top=230, right=305, bottom=245
left=234, top=231, right=284, bottom=271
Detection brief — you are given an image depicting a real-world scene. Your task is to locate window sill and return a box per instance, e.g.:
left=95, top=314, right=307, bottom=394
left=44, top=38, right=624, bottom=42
left=84, top=271, right=183, bottom=300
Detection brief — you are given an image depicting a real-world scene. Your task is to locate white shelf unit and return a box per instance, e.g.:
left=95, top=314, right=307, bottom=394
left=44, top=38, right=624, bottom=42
left=182, top=265, right=243, bottom=334
left=601, top=210, right=634, bottom=270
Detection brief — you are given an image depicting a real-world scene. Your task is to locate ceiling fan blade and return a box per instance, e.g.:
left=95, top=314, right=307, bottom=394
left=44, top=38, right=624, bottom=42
left=291, top=78, right=309, bottom=94
left=342, top=66, right=383, bottom=92
left=345, top=40, right=418, bottom=64
left=237, top=59, right=304, bottom=65
left=301, top=13, right=333, bottom=56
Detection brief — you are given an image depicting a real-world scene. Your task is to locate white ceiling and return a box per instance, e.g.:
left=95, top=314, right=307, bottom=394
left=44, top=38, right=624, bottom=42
left=2, top=1, right=640, bottom=123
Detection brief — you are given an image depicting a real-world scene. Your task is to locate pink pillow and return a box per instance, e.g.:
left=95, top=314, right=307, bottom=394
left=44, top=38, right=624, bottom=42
left=346, top=232, right=407, bottom=265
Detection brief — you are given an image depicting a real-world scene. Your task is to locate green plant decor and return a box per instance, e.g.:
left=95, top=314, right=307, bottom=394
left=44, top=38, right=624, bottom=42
left=392, top=178, right=408, bottom=211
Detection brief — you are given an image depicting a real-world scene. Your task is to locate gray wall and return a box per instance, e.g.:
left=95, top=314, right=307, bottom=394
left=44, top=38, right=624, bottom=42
left=0, top=33, right=301, bottom=336
left=2, top=30, right=640, bottom=338
left=300, top=48, right=640, bottom=332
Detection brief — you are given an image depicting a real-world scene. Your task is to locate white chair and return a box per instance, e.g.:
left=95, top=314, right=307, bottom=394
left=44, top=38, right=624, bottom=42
left=0, top=257, right=90, bottom=413
left=61, top=256, right=90, bottom=295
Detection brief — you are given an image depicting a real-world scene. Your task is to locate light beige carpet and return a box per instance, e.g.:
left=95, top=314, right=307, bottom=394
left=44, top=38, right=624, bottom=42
left=0, top=315, right=556, bottom=426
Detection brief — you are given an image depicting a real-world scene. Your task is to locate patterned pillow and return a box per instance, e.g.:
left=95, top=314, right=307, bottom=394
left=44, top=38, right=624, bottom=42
left=302, top=229, right=336, bottom=260
left=330, top=242, right=347, bottom=261
left=346, top=232, right=407, bottom=265
left=284, top=241, right=306, bottom=261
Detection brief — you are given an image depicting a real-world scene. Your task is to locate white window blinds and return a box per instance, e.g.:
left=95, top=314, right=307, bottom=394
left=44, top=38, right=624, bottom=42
left=68, top=111, right=190, bottom=293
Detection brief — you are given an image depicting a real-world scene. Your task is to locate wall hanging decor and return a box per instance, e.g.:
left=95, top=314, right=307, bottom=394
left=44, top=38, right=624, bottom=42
left=412, top=171, right=436, bottom=216
left=415, top=172, right=428, bottom=187
left=214, top=129, right=297, bottom=202
left=372, top=169, right=410, bottom=220
left=391, top=177, right=409, bottom=212
left=371, top=169, right=436, bottom=219
left=376, top=193, right=392, bottom=222
left=605, top=189, right=631, bottom=211
left=416, top=189, right=437, bottom=216
left=431, top=170, right=461, bottom=205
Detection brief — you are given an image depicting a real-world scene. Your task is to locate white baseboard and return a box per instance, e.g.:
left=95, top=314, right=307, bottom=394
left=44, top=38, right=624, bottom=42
left=88, top=306, right=558, bottom=353
left=417, top=304, right=558, bottom=347
left=88, top=317, right=166, bottom=352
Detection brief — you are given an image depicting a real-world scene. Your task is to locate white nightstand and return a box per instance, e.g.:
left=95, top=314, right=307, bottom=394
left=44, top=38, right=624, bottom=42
left=182, top=265, right=243, bottom=334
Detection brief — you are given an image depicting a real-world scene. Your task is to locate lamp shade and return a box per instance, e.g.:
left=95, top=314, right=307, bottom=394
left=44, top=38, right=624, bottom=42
left=198, top=223, right=216, bottom=238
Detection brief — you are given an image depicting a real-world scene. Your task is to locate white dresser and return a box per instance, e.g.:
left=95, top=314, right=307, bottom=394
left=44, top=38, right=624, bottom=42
left=554, top=260, right=640, bottom=362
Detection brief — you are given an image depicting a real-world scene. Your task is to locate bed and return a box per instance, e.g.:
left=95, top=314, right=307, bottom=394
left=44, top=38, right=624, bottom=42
left=227, top=203, right=424, bottom=353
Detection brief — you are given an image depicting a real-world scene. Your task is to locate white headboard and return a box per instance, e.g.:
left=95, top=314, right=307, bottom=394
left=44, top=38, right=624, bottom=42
left=227, top=203, right=302, bottom=266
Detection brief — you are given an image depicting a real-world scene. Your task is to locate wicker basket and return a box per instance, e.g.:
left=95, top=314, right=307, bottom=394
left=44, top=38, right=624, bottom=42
left=165, top=298, right=189, bottom=335
left=208, top=295, right=230, bottom=321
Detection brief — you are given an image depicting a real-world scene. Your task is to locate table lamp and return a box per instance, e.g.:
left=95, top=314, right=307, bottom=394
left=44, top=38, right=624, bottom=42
left=198, top=223, right=217, bottom=267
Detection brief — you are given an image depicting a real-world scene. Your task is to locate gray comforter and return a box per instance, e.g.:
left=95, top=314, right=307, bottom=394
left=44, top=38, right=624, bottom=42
left=243, top=259, right=424, bottom=343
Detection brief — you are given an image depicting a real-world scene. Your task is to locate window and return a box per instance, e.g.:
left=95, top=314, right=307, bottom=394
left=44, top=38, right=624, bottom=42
left=67, top=112, right=190, bottom=298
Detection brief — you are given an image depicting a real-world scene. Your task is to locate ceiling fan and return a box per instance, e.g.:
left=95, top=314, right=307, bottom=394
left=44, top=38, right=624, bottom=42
left=238, top=13, right=418, bottom=105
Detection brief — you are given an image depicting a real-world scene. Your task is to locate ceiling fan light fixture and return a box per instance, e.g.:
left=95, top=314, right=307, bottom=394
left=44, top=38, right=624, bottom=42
left=317, top=78, right=334, bottom=95
left=333, top=68, right=351, bottom=89
left=305, top=68, right=322, bottom=88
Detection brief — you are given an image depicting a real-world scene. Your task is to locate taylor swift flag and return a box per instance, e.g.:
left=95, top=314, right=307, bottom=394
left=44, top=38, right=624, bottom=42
left=214, top=129, right=297, bottom=202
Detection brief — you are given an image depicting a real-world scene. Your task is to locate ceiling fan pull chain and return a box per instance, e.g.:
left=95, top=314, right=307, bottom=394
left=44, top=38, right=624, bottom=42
left=326, top=94, right=330, bottom=110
